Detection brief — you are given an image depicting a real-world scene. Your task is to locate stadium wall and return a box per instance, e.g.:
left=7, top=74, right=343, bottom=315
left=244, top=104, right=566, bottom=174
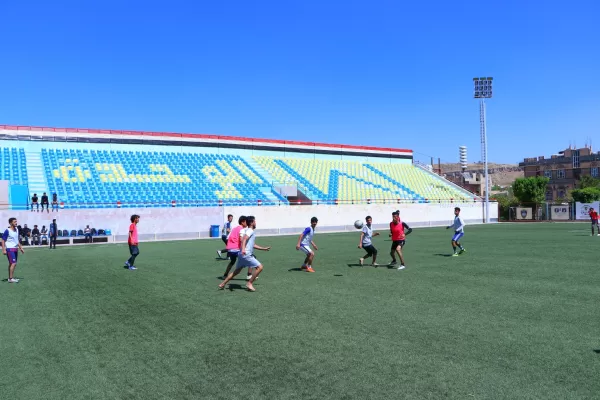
left=0, top=201, right=497, bottom=243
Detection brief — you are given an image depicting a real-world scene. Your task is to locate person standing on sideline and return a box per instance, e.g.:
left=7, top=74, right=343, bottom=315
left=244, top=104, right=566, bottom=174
left=2, top=217, right=25, bottom=283
left=124, top=215, right=140, bottom=270
left=49, top=219, right=58, bottom=249
left=446, top=207, right=466, bottom=256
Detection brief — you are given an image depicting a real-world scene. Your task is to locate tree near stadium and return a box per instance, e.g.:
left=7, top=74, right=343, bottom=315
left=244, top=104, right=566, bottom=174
left=571, top=187, right=600, bottom=203
left=512, top=176, right=549, bottom=204
left=512, top=177, right=549, bottom=219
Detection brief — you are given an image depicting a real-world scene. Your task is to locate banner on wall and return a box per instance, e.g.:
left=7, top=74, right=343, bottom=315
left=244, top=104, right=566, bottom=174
left=575, top=202, right=599, bottom=220
left=551, top=205, right=569, bottom=220
left=515, top=207, right=533, bottom=220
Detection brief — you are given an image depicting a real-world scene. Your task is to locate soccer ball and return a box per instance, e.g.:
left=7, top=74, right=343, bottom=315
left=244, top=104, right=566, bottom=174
left=354, top=220, right=364, bottom=229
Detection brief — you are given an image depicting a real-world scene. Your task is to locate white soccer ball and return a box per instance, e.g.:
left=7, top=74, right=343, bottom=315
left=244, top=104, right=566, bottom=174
left=354, top=220, right=364, bottom=229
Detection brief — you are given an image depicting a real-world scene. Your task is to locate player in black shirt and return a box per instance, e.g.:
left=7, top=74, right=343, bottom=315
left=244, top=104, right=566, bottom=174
left=41, top=192, right=49, bottom=213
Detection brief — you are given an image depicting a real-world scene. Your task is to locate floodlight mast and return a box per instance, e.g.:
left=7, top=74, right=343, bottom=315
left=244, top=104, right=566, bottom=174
left=473, top=77, right=493, bottom=223
left=459, top=146, right=467, bottom=186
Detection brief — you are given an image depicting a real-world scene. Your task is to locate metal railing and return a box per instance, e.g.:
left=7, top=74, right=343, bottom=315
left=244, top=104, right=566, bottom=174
left=5, top=197, right=487, bottom=211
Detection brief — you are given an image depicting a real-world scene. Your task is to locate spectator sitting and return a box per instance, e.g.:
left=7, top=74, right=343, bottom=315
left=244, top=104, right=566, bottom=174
left=21, top=224, right=31, bottom=245
left=31, top=193, right=39, bottom=212
left=31, top=225, right=40, bottom=246
left=40, top=225, right=48, bottom=245
left=52, top=193, right=59, bottom=212
left=84, top=225, right=92, bottom=243
left=41, top=192, right=49, bottom=213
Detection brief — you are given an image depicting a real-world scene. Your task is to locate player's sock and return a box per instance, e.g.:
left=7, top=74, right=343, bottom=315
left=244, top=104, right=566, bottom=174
left=452, top=246, right=457, bottom=254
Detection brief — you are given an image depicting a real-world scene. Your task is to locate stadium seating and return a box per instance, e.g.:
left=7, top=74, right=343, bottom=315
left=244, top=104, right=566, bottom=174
left=253, top=157, right=472, bottom=202
left=21, top=147, right=474, bottom=209
left=41, top=149, right=282, bottom=208
left=0, top=147, right=28, bottom=184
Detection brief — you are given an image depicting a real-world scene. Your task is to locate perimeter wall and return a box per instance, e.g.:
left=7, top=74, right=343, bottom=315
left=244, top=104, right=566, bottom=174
left=0, top=201, right=497, bottom=243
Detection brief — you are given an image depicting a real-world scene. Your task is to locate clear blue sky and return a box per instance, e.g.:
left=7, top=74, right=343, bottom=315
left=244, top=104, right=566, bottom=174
left=1, top=0, right=598, bottom=164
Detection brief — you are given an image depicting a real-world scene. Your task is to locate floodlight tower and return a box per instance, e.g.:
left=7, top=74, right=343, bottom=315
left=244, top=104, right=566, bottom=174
left=459, top=146, right=467, bottom=171
left=459, top=146, right=467, bottom=186
left=473, top=77, right=493, bottom=223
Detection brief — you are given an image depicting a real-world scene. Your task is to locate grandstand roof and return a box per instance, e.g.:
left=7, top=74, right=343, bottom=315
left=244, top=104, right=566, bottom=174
left=0, top=124, right=412, bottom=159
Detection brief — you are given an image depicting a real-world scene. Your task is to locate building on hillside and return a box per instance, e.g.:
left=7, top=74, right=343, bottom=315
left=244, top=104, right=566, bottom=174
left=444, top=172, right=489, bottom=196
left=518, top=146, right=600, bottom=201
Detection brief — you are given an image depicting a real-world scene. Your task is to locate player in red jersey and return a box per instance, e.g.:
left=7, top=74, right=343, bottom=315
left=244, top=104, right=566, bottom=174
left=124, top=214, right=140, bottom=270
left=589, top=208, right=599, bottom=236
left=389, top=210, right=412, bottom=270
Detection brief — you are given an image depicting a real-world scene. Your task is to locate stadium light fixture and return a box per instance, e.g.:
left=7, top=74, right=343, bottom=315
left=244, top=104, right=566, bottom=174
left=473, top=77, right=493, bottom=223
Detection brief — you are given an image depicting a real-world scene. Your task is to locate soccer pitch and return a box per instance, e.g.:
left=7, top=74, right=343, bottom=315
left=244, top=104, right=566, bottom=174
left=1, top=223, right=599, bottom=399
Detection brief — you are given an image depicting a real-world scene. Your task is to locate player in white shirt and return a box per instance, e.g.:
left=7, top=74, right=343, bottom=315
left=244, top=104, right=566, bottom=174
left=446, top=207, right=466, bottom=256
left=219, top=216, right=271, bottom=292
left=296, top=217, right=319, bottom=272
left=1, top=218, right=25, bottom=283
left=358, top=216, right=380, bottom=266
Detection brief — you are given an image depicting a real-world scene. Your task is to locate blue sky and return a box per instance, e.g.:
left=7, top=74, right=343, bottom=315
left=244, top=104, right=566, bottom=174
left=1, top=0, right=598, bottom=164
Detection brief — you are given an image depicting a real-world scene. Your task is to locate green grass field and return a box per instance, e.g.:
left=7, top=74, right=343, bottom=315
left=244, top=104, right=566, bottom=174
left=1, top=223, right=599, bottom=399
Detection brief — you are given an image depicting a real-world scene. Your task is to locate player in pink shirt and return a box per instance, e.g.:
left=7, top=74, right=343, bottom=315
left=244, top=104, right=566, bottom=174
left=125, top=214, right=140, bottom=270
left=221, top=216, right=247, bottom=278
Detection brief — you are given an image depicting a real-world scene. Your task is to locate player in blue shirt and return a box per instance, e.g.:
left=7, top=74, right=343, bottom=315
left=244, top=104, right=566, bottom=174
left=446, top=207, right=466, bottom=256
left=1, top=218, right=25, bottom=283
left=296, top=217, right=319, bottom=272
left=217, top=214, right=233, bottom=259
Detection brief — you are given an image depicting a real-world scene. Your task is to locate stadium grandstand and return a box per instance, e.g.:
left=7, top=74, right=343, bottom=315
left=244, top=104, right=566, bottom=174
left=0, top=125, right=477, bottom=210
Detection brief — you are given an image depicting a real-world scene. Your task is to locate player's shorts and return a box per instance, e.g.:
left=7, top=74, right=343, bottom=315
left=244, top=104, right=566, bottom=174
left=391, top=240, right=405, bottom=251
left=226, top=250, right=239, bottom=261
left=298, top=245, right=313, bottom=255
left=452, top=231, right=464, bottom=242
left=221, top=235, right=228, bottom=244
left=6, top=249, right=18, bottom=264
left=592, top=220, right=598, bottom=226
left=236, top=254, right=261, bottom=270
left=362, top=244, right=377, bottom=255
left=129, top=245, right=139, bottom=256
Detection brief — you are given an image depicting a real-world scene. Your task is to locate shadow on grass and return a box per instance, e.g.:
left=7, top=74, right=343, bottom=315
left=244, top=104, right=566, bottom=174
left=288, top=267, right=304, bottom=272
left=217, top=276, right=250, bottom=281
left=225, top=283, right=247, bottom=291
left=434, top=253, right=453, bottom=257
left=593, top=349, right=600, bottom=354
